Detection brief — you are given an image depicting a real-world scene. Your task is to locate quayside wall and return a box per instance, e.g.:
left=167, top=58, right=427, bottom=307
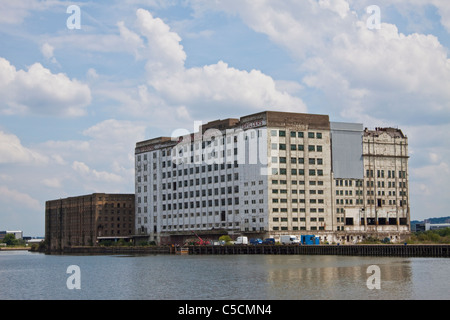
left=189, top=244, right=450, bottom=257
left=42, top=244, right=450, bottom=257
left=46, top=246, right=172, bottom=255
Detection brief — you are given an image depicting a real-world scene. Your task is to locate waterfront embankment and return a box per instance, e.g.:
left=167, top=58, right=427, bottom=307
left=0, top=246, right=31, bottom=251
left=41, top=244, right=450, bottom=257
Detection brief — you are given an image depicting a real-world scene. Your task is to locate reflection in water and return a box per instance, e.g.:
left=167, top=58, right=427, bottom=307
left=0, top=251, right=448, bottom=300
left=264, top=256, right=415, bottom=299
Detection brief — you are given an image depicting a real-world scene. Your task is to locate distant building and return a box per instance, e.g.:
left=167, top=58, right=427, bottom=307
left=134, top=111, right=411, bottom=244
left=45, top=193, right=135, bottom=251
left=0, top=230, right=23, bottom=241
left=425, top=223, right=450, bottom=231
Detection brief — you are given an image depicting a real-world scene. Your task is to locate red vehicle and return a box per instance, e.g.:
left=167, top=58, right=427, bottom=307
left=192, top=231, right=210, bottom=245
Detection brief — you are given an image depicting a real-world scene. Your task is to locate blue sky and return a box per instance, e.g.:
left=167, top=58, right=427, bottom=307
left=1, top=0, right=450, bottom=236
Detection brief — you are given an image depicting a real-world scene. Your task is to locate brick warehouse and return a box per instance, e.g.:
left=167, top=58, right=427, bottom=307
left=46, top=193, right=135, bottom=250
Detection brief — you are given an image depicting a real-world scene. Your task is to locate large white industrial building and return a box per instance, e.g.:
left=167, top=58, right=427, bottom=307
left=134, top=111, right=410, bottom=244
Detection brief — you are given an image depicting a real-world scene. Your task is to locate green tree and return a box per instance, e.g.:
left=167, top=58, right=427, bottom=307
left=2, top=234, right=18, bottom=246
left=219, top=235, right=233, bottom=244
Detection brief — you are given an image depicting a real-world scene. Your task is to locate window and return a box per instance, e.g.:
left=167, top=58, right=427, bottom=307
left=279, top=130, right=286, bottom=137
left=290, top=131, right=296, bottom=137
left=298, top=132, right=304, bottom=138
left=308, top=132, right=315, bottom=138
left=316, top=132, right=322, bottom=139
left=279, top=144, right=286, bottom=150
left=309, top=145, right=315, bottom=152
left=271, top=130, right=277, bottom=136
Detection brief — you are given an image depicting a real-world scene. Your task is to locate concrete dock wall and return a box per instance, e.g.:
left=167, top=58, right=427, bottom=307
left=45, top=244, right=450, bottom=257
left=189, top=244, right=450, bottom=257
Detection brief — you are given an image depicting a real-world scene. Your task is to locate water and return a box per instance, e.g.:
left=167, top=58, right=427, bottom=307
left=0, top=251, right=448, bottom=300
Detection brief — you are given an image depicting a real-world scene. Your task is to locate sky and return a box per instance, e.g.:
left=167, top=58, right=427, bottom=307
left=1, top=0, right=449, bottom=237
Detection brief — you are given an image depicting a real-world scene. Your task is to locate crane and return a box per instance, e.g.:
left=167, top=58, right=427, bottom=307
left=191, top=231, right=210, bottom=245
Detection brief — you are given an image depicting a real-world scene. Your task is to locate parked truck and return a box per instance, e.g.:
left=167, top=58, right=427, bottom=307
left=301, top=235, right=320, bottom=245
left=280, top=235, right=300, bottom=245
left=235, top=236, right=248, bottom=245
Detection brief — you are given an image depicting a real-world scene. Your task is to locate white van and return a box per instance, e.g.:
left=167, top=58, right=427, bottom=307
left=280, top=235, right=300, bottom=244
left=235, top=236, right=248, bottom=245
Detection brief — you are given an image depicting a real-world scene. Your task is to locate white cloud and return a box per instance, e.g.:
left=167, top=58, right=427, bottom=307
left=0, top=57, right=91, bottom=117
left=83, top=119, right=146, bottom=145
left=190, top=0, right=450, bottom=126
left=0, top=185, right=41, bottom=210
left=42, top=177, right=63, bottom=189
left=128, top=9, right=308, bottom=117
left=136, top=8, right=186, bottom=75
left=40, top=42, right=58, bottom=65
left=0, top=0, right=42, bottom=25
left=347, top=0, right=450, bottom=34
left=0, top=130, right=48, bottom=165
left=40, top=42, right=54, bottom=59
left=72, top=160, right=123, bottom=183
left=302, top=21, right=450, bottom=124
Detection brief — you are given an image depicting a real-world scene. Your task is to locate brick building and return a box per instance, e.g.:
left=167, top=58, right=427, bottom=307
left=45, top=193, right=135, bottom=250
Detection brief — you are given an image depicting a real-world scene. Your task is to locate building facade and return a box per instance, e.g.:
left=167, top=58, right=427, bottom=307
left=45, top=193, right=135, bottom=250
left=135, top=111, right=410, bottom=244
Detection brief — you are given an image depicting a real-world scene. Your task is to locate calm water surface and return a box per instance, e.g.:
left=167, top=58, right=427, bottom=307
left=0, top=251, right=448, bottom=300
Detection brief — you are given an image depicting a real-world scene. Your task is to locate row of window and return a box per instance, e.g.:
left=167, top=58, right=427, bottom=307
left=272, top=157, right=324, bottom=164
left=273, top=207, right=326, bottom=213
left=161, top=223, right=241, bottom=230
left=336, top=199, right=363, bottom=205
left=99, top=229, right=133, bottom=235
left=366, top=181, right=408, bottom=188
left=273, top=226, right=325, bottom=231
left=335, top=179, right=363, bottom=187
left=272, top=179, right=325, bottom=186
left=97, top=210, right=134, bottom=215
left=273, top=198, right=325, bottom=204
left=98, top=217, right=133, bottom=222
left=271, top=130, right=323, bottom=139
left=271, top=144, right=324, bottom=152
left=98, top=223, right=133, bottom=229
left=272, top=168, right=325, bottom=176
left=336, top=190, right=363, bottom=196
left=339, top=218, right=408, bottom=226
left=274, top=189, right=324, bottom=194
left=366, top=170, right=407, bottom=179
